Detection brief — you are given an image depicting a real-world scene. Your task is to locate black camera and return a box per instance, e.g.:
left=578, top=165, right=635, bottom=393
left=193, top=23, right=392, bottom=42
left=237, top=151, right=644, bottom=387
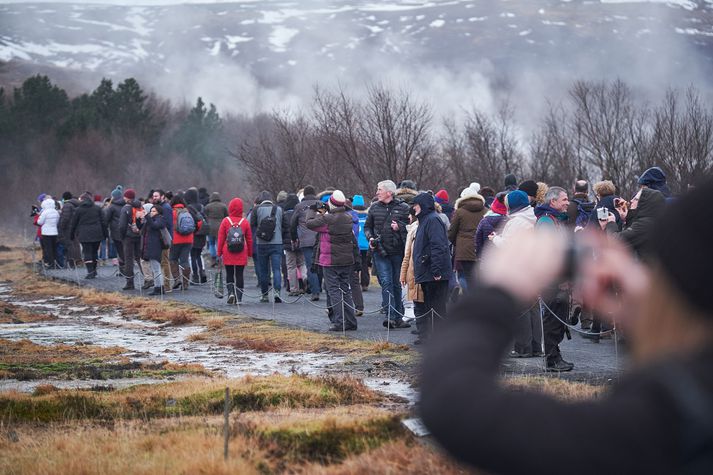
left=309, top=201, right=327, bottom=212
left=371, top=235, right=389, bottom=257
left=30, top=205, right=40, bottom=217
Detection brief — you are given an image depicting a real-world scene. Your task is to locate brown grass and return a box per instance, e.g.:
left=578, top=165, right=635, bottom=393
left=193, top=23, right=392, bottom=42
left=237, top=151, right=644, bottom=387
left=502, top=375, right=605, bottom=401
left=0, top=338, right=125, bottom=365
left=0, top=301, right=57, bottom=324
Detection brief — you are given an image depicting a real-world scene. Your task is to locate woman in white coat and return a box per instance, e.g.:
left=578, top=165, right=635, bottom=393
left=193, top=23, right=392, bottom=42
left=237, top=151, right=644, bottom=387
left=37, top=197, right=60, bottom=268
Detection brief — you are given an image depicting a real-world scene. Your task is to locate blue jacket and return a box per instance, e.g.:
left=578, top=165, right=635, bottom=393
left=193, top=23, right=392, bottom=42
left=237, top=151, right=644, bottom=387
left=413, top=193, right=452, bottom=284
left=475, top=212, right=506, bottom=258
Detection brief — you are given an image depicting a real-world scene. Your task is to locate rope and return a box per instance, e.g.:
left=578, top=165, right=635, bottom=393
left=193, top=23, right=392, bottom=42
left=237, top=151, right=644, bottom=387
left=538, top=298, right=616, bottom=336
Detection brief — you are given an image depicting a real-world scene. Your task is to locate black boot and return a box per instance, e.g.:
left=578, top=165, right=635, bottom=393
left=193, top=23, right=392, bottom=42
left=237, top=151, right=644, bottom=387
left=141, top=279, right=154, bottom=290
left=227, top=283, right=236, bottom=305
left=149, top=286, right=162, bottom=296
left=237, top=287, right=243, bottom=303
left=85, top=262, right=97, bottom=279
left=122, top=278, right=135, bottom=290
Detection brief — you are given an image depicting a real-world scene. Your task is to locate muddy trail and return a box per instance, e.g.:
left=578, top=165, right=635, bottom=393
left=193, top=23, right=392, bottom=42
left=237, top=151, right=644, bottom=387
left=0, top=282, right=417, bottom=403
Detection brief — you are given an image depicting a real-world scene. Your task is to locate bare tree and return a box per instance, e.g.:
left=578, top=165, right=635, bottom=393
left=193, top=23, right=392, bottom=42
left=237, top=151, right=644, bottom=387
left=650, top=87, right=713, bottom=193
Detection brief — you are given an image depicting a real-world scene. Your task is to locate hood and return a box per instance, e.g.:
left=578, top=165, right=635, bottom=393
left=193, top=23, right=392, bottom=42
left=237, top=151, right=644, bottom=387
left=128, top=199, right=142, bottom=209
left=112, top=197, right=126, bottom=207
left=414, top=192, right=436, bottom=218
left=184, top=187, right=199, bottom=205
left=228, top=198, right=244, bottom=217
left=257, top=190, right=273, bottom=203
left=455, top=191, right=485, bottom=211
left=317, top=189, right=335, bottom=200
left=79, top=196, right=94, bottom=207
left=510, top=205, right=537, bottom=222
left=572, top=198, right=596, bottom=214
left=41, top=198, right=56, bottom=210
left=534, top=204, right=568, bottom=221
left=209, top=192, right=221, bottom=203
left=638, top=167, right=671, bottom=197
left=284, top=193, right=300, bottom=211
left=636, top=187, right=666, bottom=219
left=396, top=188, right=418, bottom=198
left=301, top=194, right=317, bottom=202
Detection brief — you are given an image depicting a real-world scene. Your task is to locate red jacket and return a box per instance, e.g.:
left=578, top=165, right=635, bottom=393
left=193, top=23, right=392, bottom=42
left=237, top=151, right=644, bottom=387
left=217, top=198, right=253, bottom=265
left=172, top=204, right=201, bottom=245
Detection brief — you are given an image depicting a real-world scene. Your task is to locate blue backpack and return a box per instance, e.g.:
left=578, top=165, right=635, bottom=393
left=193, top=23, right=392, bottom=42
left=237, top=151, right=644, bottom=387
left=176, top=208, right=196, bottom=235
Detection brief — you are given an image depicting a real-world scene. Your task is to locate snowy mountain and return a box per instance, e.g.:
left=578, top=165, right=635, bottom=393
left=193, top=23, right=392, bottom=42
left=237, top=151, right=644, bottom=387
left=2, top=0, right=713, bottom=114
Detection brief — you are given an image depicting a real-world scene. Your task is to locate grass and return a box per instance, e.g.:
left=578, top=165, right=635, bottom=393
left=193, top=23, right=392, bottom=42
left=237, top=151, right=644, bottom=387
left=0, top=301, right=57, bottom=324
left=0, top=338, right=207, bottom=381
left=502, top=375, right=606, bottom=401
left=0, top=375, right=384, bottom=423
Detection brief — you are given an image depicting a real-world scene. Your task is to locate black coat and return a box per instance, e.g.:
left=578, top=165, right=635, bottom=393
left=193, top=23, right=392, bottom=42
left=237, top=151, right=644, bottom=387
left=118, top=200, right=142, bottom=239
left=70, top=199, right=107, bottom=243
left=141, top=212, right=167, bottom=261
left=413, top=194, right=451, bottom=283
left=364, top=198, right=410, bottom=256
left=58, top=199, right=80, bottom=243
left=421, top=286, right=713, bottom=475
left=606, top=188, right=666, bottom=258
left=103, top=199, right=125, bottom=241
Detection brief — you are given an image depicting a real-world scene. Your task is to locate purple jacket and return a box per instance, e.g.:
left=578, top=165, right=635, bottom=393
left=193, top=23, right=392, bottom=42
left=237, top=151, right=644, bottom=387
left=306, top=207, right=356, bottom=267
left=474, top=212, right=506, bottom=258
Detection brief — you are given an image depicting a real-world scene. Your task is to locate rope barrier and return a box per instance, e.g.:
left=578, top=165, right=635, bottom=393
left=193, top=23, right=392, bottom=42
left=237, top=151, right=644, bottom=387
left=538, top=298, right=616, bottom=336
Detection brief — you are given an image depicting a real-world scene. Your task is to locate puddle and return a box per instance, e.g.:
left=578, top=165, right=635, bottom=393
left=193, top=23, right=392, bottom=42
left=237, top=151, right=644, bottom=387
left=0, top=284, right=416, bottom=403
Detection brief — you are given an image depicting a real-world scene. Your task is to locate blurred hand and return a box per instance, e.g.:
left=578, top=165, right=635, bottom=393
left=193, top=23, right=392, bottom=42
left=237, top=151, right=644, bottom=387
left=391, top=220, right=399, bottom=231
left=487, top=232, right=496, bottom=241
left=480, top=228, right=567, bottom=303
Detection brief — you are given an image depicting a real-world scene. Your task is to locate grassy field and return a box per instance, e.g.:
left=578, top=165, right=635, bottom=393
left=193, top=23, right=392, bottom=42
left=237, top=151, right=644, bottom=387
left=0, top=240, right=606, bottom=474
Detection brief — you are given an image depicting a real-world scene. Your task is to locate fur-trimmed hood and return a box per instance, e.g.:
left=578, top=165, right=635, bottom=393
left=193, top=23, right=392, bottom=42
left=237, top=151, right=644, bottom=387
left=455, top=192, right=485, bottom=211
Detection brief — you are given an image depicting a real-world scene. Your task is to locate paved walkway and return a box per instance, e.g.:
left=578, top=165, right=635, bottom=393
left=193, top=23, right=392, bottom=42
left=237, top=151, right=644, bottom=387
left=43, top=264, right=625, bottom=381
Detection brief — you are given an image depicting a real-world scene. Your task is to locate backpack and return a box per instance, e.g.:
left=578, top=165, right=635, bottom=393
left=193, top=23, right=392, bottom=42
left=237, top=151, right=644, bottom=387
left=226, top=217, right=245, bottom=253
left=256, top=205, right=278, bottom=242
left=176, top=208, right=196, bottom=235
left=193, top=205, right=209, bottom=236
left=573, top=199, right=595, bottom=228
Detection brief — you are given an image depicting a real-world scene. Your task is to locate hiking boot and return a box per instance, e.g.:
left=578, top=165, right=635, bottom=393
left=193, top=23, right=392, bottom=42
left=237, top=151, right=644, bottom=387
left=546, top=357, right=574, bottom=372
left=310, top=294, right=320, bottom=302
left=355, top=309, right=364, bottom=317
left=259, top=295, right=269, bottom=303
left=141, top=280, right=154, bottom=290
left=274, top=293, right=282, bottom=304
left=383, top=320, right=410, bottom=329
left=122, top=279, right=135, bottom=291
left=149, top=286, right=162, bottom=296
left=581, top=331, right=601, bottom=343
left=509, top=350, right=532, bottom=358
left=227, top=284, right=236, bottom=305
left=329, top=324, right=357, bottom=331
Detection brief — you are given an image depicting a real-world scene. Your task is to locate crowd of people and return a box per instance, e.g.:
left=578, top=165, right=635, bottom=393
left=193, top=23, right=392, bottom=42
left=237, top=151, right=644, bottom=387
left=32, top=166, right=673, bottom=365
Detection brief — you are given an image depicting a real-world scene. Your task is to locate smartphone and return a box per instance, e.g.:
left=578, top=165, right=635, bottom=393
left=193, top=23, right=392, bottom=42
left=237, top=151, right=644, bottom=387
left=597, top=207, right=609, bottom=221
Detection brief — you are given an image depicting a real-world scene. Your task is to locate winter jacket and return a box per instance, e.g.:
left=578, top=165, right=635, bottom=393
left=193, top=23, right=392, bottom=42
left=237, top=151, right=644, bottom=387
left=421, top=286, right=713, bottom=475
left=103, top=198, right=125, bottom=241
left=395, top=187, right=418, bottom=205
left=413, top=194, right=452, bottom=284
left=161, top=201, right=174, bottom=236
left=217, top=198, right=253, bottom=266
left=250, top=200, right=287, bottom=245
left=172, top=204, right=199, bottom=245
left=58, top=199, right=80, bottom=243
left=492, top=206, right=537, bottom=247
left=140, top=210, right=167, bottom=262
left=306, top=207, right=357, bottom=267
left=118, top=200, right=143, bottom=240
left=589, top=194, right=623, bottom=230
left=37, top=198, right=59, bottom=236
left=475, top=211, right=506, bottom=258
left=282, top=194, right=300, bottom=251
left=440, top=202, right=455, bottom=221
left=204, top=193, right=229, bottom=239
left=534, top=204, right=568, bottom=228
left=185, top=188, right=208, bottom=247
left=364, top=198, right=410, bottom=256
left=352, top=195, right=370, bottom=251
left=567, top=193, right=596, bottom=229
left=70, top=198, right=107, bottom=243
left=606, top=188, right=666, bottom=258
left=291, top=194, right=319, bottom=248
left=400, top=221, right=424, bottom=303
left=448, top=193, right=486, bottom=262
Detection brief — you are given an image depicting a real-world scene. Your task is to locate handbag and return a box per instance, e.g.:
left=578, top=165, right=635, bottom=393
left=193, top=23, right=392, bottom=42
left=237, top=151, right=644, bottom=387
left=159, top=227, right=172, bottom=249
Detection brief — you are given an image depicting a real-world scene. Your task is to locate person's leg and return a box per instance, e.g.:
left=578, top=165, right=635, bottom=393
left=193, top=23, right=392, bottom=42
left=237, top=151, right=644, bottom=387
left=529, top=304, right=543, bottom=354
left=122, top=238, right=135, bottom=289
left=161, top=249, right=173, bottom=292
left=324, top=267, right=341, bottom=326
left=360, top=250, right=370, bottom=289
left=269, top=245, right=282, bottom=298
left=512, top=302, right=536, bottom=356
left=252, top=240, right=261, bottom=284
left=281, top=252, right=289, bottom=291
left=371, top=253, right=391, bottom=315
left=207, top=236, right=217, bottom=260
left=141, top=259, right=154, bottom=289
left=350, top=269, right=364, bottom=312
left=389, top=254, right=404, bottom=316
left=295, top=250, right=308, bottom=292
left=225, top=264, right=236, bottom=303
left=235, top=265, right=245, bottom=302
left=302, top=247, right=320, bottom=298
left=285, top=250, right=298, bottom=293
left=338, top=266, right=357, bottom=329
left=431, top=280, right=450, bottom=332
left=190, top=247, right=200, bottom=283
left=543, top=297, right=569, bottom=367
left=150, top=259, right=163, bottom=288
left=414, top=300, right=427, bottom=335
left=460, top=261, right=475, bottom=290
left=257, top=245, right=270, bottom=299
left=55, top=241, right=65, bottom=268
left=113, top=239, right=125, bottom=268
left=179, top=244, right=191, bottom=289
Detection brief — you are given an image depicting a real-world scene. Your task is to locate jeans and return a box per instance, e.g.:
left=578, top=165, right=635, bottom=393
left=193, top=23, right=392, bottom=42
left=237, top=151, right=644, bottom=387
left=324, top=265, right=357, bottom=329
left=55, top=241, right=66, bottom=268
left=301, top=246, right=321, bottom=296
left=149, top=259, right=163, bottom=287
left=257, top=244, right=283, bottom=295
left=372, top=253, right=404, bottom=321
left=207, top=235, right=218, bottom=259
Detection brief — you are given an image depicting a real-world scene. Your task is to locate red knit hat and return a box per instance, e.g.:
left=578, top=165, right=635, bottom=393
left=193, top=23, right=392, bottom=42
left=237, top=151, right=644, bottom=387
left=490, top=197, right=507, bottom=215
left=124, top=188, right=136, bottom=200
left=435, top=189, right=449, bottom=204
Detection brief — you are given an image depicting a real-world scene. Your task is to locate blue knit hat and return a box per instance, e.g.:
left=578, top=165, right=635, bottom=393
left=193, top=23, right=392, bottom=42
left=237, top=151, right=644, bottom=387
left=506, top=190, right=529, bottom=213
left=352, top=194, right=365, bottom=208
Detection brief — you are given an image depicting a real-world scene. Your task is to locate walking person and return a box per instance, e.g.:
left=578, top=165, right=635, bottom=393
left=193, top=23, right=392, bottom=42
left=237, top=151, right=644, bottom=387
left=250, top=191, right=288, bottom=303
left=185, top=187, right=208, bottom=284
left=70, top=192, right=107, bottom=279
left=37, top=196, right=60, bottom=268
left=365, top=180, right=411, bottom=329
left=58, top=192, right=81, bottom=269
left=118, top=189, right=144, bottom=290
left=103, top=187, right=126, bottom=269
left=448, top=186, right=486, bottom=290
left=170, top=194, right=198, bottom=291
left=205, top=192, right=229, bottom=266
left=352, top=194, right=371, bottom=292
left=306, top=190, right=359, bottom=331
left=283, top=193, right=308, bottom=296
left=217, top=198, right=253, bottom=304
left=400, top=208, right=426, bottom=342
left=140, top=204, right=168, bottom=296
left=291, top=186, right=322, bottom=300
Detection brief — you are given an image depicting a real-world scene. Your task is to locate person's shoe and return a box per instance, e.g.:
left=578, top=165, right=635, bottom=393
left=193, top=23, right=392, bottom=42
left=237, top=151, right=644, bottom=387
left=361, top=286, right=368, bottom=292
left=329, top=324, right=357, bottom=331
left=383, top=320, right=411, bottom=329
left=259, top=295, right=269, bottom=303
left=413, top=338, right=427, bottom=345
left=141, top=280, right=154, bottom=290
left=581, top=331, right=601, bottom=343
left=85, top=271, right=97, bottom=280
left=149, top=286, right=162, bottom=296
left=411, top=330, right=421, bottom=335
left=310, top=294, right=320, bottom=302
left=509, top=350, right=532, bottom=358
left=273, top=293, right=282, bottom=303
left=355, top=309, right=364, bottom=317
left=227, top=293, right=236, bottom=305
left=200, top=274, right=207, bottom=284
left=546, top=357, right=574, bottom=372
left=122, top=279, right=135, bottom=290
left=288, top=290, right=300, bottom=297
left=379, top=308, right=386, bottom=315
left=532, top=350, right=544, bottom=357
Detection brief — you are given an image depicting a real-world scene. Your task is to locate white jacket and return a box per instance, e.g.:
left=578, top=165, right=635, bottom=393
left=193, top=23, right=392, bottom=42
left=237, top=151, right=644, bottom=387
left=37, top=198, right=60, bottom=236
left=492, top=206, right=536, bottom=247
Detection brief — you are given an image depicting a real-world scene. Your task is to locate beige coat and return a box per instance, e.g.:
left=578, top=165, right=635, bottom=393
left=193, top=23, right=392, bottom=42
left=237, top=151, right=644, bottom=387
left=400, top=221, right=424, bottom=303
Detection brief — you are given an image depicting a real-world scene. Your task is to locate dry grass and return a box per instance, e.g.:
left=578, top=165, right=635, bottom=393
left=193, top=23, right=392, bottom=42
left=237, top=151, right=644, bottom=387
left=0, top=375, right=384, bottom=423
left=0, top=301, right=57, bottom=324
left=0, top=338, right=125, bottom=365
left=502, top=375, right=605, bottom=401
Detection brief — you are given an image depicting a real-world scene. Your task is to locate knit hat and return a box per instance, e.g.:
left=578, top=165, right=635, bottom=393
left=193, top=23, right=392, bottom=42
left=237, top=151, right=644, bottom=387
left=303, top=185, right=316, bottom=197
left=638, top=166, right=671, bottom=197
left=62, top=191, right=73, bottom=201
left=399, top=180, right=417, bottom=190
left=123, top=189, right=136, bottom=200
left=80, top=192, right=93, bottom=202
left=111, top=189, right=123, bottom=201
left=653, top=178, right=713, bottom=318
left=37, top=193, right=47, bottom=203
left=329, top=190, right=346, bottom=208
left=504, top=174, right=518, bottom=188
left=435, top=189, right=449, bottom=204
left=518, top=180, right=538, bottom=198
left=93, top=194, right=103, bottom=203
left=505, top=190, right=529, bottom=213
left=490, top=195, right=507, bottom=215
left=352, top=194, right=366, bottom=209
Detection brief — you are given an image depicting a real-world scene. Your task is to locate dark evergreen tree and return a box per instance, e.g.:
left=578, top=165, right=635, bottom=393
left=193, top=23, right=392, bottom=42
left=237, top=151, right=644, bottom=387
left=11, top=75, right=69, bottom=134
left=172, top=97, right=224, bottom=170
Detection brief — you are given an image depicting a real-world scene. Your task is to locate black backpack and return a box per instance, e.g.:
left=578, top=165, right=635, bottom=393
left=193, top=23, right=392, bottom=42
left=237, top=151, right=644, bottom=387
left=256, top=205, right=278, bottom=241
left=226, top=217, right=245, bottom=253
